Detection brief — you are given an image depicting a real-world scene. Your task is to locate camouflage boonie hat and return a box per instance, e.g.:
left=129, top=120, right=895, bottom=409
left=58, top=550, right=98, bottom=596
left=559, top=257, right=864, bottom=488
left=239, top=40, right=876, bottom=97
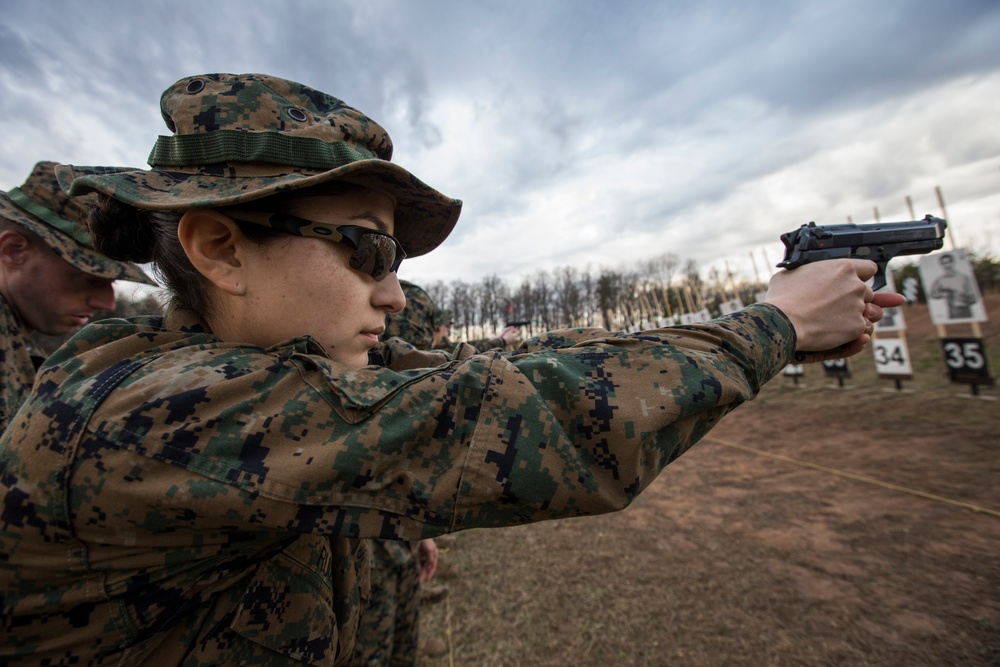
left=56, top=73, right=462, bottom=258
left=434, top=307, right=453, bottom=327
left=0, top=162, right=153, bottom=284
left=382, top=280, right=437, bottom=350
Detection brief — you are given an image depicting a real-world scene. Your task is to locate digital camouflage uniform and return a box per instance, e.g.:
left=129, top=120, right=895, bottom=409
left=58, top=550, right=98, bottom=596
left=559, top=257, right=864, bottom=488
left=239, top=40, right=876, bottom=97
left=351, top=282, right=451, bottom=666
left=0, top=73, right=798, bottom=666
left=0, top=294, right=41, bottom=431
left=0, top=304, right=794, bottom=665
left=382, top=281, right=439, bottom=352
left=464, top=334, right=507, bottom=352
left=386, top=295, right=506, bottom=355
left=429, top=308, right=509, bottom=354
left=0, top=162, right=152, bottom=431
left=435, top=333, right=508, bottom=354
left=435, top=334, right=507, bottom=354
left=349, top=540, right=420, bottom=667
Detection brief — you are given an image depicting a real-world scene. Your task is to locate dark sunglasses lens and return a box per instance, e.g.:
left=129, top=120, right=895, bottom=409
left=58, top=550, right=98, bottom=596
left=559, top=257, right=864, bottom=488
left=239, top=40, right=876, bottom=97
left=349, top=233, right=401, bottom=280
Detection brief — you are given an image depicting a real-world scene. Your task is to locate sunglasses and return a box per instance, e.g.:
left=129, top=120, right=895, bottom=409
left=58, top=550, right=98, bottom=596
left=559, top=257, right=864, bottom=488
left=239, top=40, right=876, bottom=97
left=223, top=210, right=406, bottom=281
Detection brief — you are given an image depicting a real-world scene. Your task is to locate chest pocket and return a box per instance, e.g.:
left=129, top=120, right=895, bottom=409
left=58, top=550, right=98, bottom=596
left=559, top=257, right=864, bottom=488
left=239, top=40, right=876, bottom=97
left=229, top=535, right=370, bottom=666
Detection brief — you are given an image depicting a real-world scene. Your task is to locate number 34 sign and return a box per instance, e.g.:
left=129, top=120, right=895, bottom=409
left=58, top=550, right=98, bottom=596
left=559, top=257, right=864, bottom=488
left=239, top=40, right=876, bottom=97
left=872, top=338, right=913, bottom=378
left=941, top=338, right=995, bottom=386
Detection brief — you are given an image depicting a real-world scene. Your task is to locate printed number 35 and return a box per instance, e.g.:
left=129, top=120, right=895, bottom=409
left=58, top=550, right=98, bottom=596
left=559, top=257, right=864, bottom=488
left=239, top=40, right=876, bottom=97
left=943, top=341, right=985, bottom=370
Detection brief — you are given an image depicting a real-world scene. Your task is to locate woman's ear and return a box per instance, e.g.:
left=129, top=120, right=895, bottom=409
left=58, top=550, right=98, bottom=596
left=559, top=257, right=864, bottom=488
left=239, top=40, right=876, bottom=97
left=177, top=209, right=248, bottom=296
left=0, top=229, right=33, bottom=269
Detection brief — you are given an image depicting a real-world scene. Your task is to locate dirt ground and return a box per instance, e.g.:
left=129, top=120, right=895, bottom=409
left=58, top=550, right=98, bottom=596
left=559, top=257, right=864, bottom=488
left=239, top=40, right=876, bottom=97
left=419, top=293, right=1000, bottom=666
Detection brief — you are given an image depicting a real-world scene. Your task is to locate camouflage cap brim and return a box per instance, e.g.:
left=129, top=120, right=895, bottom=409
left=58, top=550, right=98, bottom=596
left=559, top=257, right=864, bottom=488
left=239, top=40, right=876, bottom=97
left=56, top=160, right=461, bottom=259
left=0, top=164, right=155, bottom=286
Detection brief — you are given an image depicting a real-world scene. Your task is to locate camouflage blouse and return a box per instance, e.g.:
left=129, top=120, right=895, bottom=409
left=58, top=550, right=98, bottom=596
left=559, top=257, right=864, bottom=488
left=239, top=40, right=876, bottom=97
left=0, top=294, right=41, bottom=433
left=0, top=304, right=794, bottom=665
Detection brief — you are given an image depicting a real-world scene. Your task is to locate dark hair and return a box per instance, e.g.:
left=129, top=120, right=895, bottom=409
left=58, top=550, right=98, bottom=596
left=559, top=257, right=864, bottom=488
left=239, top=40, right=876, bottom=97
left=87, top=195, right=281, bottom=320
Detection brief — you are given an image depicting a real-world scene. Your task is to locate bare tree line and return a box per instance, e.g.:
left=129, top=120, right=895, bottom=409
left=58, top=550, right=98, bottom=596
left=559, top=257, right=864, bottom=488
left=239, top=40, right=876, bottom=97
left=422, top=252, right=769, bottom=341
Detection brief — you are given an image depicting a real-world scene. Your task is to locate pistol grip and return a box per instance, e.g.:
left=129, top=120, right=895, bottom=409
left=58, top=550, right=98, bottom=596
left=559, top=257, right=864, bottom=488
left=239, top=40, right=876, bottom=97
left=871, top=262, right=888, bottom=292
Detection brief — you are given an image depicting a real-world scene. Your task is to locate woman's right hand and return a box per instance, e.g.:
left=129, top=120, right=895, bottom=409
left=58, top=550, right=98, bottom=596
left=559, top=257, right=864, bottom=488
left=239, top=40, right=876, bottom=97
left=763, top=259, right=905, bottom=362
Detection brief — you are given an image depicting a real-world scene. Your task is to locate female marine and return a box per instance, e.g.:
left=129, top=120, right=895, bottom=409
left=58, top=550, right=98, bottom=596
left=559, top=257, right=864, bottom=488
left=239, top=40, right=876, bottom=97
left=0, top=73, right=898, bottom=665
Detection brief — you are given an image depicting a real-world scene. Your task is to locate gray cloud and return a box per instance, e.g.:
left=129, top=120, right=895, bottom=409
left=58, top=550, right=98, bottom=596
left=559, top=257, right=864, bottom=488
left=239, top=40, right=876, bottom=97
left=2, top=0, right=998, bottom=286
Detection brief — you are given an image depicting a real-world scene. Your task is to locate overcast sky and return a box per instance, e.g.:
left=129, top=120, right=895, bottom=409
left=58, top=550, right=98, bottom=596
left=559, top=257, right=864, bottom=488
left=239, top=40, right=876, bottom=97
left=2, top=0, right=999, bottom=292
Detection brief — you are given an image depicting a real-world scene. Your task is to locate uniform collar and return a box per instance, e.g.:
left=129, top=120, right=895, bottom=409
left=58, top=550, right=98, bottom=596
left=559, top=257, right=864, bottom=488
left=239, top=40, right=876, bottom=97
left=162, top=304, right=329, bottom=356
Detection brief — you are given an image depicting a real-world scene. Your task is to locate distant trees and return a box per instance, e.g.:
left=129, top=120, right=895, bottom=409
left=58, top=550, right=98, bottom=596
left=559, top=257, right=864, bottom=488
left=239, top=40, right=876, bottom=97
left=33, top=249, right=997, bottom=355
left=422, top=247, right=1000, bottom=342
left=422, top=251, right=771, bottom=340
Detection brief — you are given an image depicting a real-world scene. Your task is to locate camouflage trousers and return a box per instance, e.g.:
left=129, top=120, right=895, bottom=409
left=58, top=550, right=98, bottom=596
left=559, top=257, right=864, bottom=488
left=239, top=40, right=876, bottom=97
left=350, top=540, right=421, bottom=667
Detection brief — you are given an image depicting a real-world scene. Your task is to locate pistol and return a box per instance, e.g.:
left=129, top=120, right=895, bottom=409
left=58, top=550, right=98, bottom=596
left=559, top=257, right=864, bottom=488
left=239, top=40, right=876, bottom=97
left=505, top=320, right=531, bottom=327
left=777, top=214, right=947, bottom=291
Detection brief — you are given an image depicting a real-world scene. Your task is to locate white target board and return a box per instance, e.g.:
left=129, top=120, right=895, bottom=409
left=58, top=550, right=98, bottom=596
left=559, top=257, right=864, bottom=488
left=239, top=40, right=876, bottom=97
left=718, top=299, right=744, bottom=315
left=872, top=338, right=913, bottom=377
left=873, top=270, right=905, bottom=332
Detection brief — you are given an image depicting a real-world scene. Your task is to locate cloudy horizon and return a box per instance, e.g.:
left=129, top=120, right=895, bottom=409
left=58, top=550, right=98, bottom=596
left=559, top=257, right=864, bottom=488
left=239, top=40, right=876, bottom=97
left=2, top=0, right=999, bottom=293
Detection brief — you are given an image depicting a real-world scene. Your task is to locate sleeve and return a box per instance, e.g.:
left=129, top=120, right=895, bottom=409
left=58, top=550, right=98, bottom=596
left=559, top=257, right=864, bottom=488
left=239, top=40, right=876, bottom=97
left=78, top=304, right=794, bottom=541
left=465, top=335, right=504, bottom=352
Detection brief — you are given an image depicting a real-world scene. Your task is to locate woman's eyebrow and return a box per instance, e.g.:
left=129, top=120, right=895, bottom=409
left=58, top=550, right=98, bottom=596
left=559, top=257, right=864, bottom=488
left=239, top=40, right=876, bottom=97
left=348, top=213, right=390, bottom=233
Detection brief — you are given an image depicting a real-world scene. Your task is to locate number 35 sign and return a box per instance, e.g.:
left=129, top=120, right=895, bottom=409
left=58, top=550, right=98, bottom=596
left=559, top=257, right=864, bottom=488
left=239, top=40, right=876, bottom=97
left=941, top=338, right=994, bottom=386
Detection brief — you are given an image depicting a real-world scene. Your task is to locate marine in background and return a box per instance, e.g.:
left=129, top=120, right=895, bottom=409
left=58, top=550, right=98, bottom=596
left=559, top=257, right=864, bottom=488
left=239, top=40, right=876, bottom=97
left=362, top=280, right=452, bottom=664
left=0, top=161, right=152, bottom=430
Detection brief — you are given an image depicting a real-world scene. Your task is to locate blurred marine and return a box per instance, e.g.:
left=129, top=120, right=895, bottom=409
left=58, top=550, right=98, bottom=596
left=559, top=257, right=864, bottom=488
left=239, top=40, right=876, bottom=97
left=0, top=161, right=152, bottom=431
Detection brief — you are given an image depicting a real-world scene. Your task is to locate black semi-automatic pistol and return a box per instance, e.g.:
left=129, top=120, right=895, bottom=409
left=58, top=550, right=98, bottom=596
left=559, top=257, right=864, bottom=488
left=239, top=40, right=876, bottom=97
left=777, top=214, right=947, bottom=290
